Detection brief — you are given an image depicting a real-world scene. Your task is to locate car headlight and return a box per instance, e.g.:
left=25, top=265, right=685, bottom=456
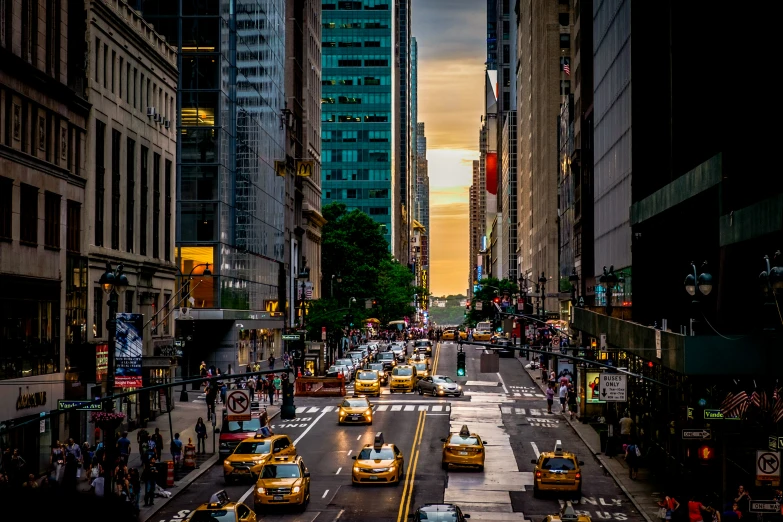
left=257, top=487, right=265, bottom=494
left=438, top=384, right=446, bottom=389
left=365, top=408, right=372, bottom=415
left=292, top=486, right=301, bottom=493
left=220, top=442, right=229, bottom=448
left=224, top=460, right=231, bottom=466
left=339, top=410, right=346, bottom=416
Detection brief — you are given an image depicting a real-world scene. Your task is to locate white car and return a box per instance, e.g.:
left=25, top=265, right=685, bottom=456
left=327, top=364, right=352, bottom=381
left=335, top=358, right=356, bottom=378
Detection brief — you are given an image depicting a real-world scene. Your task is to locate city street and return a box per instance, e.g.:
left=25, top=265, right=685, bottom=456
left=153, top=342, right=647, bottom=522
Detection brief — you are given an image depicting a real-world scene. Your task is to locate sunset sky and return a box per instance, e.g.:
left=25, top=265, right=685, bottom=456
left=413, top=0, right=484, bottom=297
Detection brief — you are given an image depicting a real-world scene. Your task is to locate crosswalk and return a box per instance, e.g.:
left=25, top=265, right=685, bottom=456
left=294, top=404, right=451, bottom=414
left=500, top=405, right=561, bottom=428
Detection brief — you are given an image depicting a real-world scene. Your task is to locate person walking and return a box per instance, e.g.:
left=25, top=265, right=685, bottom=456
left=267, top=375, right=276, bottom=405
left=151, top=428, right=164, bottom=461
left=195, top=418, right=207, bottom=455
left=619, top=411, right=634, bottom=445
left=116, top=431, right=132, bottom=466
left=171, top=433, right=183, bottom=469
left=247, top=376, right=256, bottom=401
left=50, top=442, right=65, bottom=484
left=734, top=486, right=751, bottom=516
left=658, top=495, right=681, bottom=522
left=567, top=383, right=578, bottom=420
left=688, top=496, right=707, bottom=522
left=142, top=457, right=159, bottom=506
left=273, top=374, right=282, bottom=401
left=625, top=441, right=640, bottom=479
left=268, top=355, right=275, bottom=369
left=136, top=427, right=149, bottom=459
left=129, top=467, right=141, bottom=512
left=559, top=381, right=568, bottom=413
left=82, top=442, right=93, bottom=481
left=546, top=383, right=555, bottom=414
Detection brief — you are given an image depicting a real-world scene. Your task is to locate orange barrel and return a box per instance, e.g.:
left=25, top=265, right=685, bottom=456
left=183, top=440, right=196, bottom=469
left=166, top=460, right=175, bottom=487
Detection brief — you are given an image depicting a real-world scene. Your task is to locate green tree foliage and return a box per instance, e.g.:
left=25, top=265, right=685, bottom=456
left=465, top=277, right=519, bottom=327
left=428, top=295, right=468, bottom=326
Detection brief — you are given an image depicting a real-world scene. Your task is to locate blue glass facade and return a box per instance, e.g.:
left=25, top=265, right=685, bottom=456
left=321, top=0, right=394, bottom=247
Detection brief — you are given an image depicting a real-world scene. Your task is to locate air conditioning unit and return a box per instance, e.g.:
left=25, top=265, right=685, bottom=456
left=153, top=113, right=161, bottom=123
left=164, top=119, right=171, bottom=129
left=146, top=107, right=156, bottom=117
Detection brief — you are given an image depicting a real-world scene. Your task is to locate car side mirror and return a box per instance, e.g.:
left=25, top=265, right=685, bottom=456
left=579, top=461, right=585, bottom=466
left=464, top=515, right=470, bottom=519
left=351, top=455, right=357, bottom=459
left=304, top=471, right=310, bottom=478
left=440, top=438, right=447, bottom=443
left=531, top=459, right=537, bottom=464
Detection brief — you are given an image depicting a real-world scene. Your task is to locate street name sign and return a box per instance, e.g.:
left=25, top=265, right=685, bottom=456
left=768, top=436, right=783, bottom=451
left=749, top=501, right=781, bottom=514
left=755, top=450, right=781, bottom=486
left=57, top=400, right=102, bottom=411
left=682, top=429, right=711, bottom=440
left=282, top=334, right=300, bottom=341
left=226, top=389, right=251, bottom=421
left=703, top=409, right=739, bottom=420
left=599, top=373, right=627, bottom=402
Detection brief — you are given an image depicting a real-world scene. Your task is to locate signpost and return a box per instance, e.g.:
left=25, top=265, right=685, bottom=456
left=599, top=374, right=627, bottom=402
left=225, top=389, right=251, bottom=421
left=321, top=327, right=327, bottom=341
left=755, top=450, right=781, bottom=487
left=749, top=501, right=781, bottom=514
left=682, top=429, right=712, bottom=440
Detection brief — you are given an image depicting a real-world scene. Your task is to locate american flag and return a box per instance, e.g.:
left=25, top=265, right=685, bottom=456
left=772, top=388, right=783, bottom=424
left=721, top=390, right=748, bottom=418
left=751, top=390, right=769, bottom=411
left=563, top=61, right=571, bottom=75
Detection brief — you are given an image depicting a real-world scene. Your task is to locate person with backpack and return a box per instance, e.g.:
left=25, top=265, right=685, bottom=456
left=170, top=433, right=183, bottom=469
left=625, top=440, right=641, bottom=479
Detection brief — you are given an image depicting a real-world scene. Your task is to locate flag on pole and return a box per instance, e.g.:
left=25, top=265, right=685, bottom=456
left=563, top=61, right=570, bottom=75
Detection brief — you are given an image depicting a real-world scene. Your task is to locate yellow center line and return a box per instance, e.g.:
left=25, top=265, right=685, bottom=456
left=432, top=342, right=440, bottom=375
left=397, top=410, right=425, bottom=522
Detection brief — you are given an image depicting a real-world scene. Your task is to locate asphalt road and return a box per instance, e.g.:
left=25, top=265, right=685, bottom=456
left=154, top=340, right=646, bottom=522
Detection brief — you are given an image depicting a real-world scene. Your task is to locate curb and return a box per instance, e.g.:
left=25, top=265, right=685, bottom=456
left=141, top=408, right=282, bottom=522
left=516, top=356, right=654, bottom=522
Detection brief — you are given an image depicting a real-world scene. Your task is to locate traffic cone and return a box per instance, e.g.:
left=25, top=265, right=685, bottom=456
left=166, top=460, right=175, bottom=487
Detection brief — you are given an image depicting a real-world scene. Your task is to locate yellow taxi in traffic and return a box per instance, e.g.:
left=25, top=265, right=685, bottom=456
left=338, top=396, right=374, bottom=425
left=189, top=490, right=256, bottom=522
left=412, top=361, right=430, bottom=380
left=441, top=425, right=486, bottom=471
left=351, top=432, right=405, bottom=485
left=442, top=330, right=457, bottom=341
left=407, top=352, right=427, bottom=365
left=389, top=365, right=417, bottom=393
left=223, top=429, right=296, bottom=483
left=353, top=369, right=381, bottom=397
left=531, top=444, right=584, bottom=498
left=253, top=455, right=311, bottom=512
left=543, top=502, right=591, bottom=522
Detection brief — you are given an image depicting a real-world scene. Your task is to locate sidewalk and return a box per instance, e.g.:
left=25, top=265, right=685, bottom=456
left=76, top=394, right=279, bottom=522
left=519, top=357, right=658, bottom=522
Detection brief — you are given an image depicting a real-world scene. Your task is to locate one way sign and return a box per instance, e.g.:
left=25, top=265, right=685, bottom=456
left=599, top=374, right=627, bottom=402
left=682, top=429, right=712, bottom=440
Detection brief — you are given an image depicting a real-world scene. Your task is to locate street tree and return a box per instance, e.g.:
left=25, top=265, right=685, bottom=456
left=465, top=277, right=519, bottom=327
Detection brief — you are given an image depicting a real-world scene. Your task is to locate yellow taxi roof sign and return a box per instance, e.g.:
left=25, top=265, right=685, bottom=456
left=374, top=432, right=384, bottom=450
left=459, top=425, right=470, bottom=437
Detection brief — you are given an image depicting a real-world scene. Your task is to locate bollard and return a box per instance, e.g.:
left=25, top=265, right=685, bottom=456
left=166, top=460, right=174, bottom=487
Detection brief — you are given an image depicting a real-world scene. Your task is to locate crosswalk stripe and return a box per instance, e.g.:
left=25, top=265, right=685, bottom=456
left=524, top=393, right=533, bottom=397
left=377, top=405, right=389, bottom=411
left=391, top=405, right=402, bottom=411
left=530, top=409, right=542, bottom=416
left=418, top=405, right=428, bottom=411
left=515, top=408, right=526, bottom=415
left=296, top=406, right=307, bottom=413
left=501, top=406, right=512, bottom=414
left=307, top=407, right=319, bottom=413
left=321, top=406, right=334, bottom=413
left=404, top=405, right=415, bottom=411
left=431, top=405, right=443, bottom=412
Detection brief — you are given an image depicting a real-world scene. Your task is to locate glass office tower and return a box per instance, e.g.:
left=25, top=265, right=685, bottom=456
left=321, top=0, right=395, bottom=248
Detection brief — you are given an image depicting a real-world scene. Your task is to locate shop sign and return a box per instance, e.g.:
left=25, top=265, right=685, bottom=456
left=16, top=388, right=47, bottom=410
left=321, top=327, right=326, bottom=341
left=96, top=343, right=108, bottom=383
left=704, top=409, right=739, bottom=420
left=115, top=313, right=143, bottom=388
left=586, top=371, right=605, bottom=404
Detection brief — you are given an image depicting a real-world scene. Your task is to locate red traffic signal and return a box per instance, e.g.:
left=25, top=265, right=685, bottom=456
left=493, top=297, right=500, bottom=303
left=697, top=445, right=715, bottom=461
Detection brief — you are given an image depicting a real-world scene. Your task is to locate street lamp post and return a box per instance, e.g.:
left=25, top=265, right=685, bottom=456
left=599, top=265, right=624, bottom=316
left=683, top=261, right=712, bottom=335
left=538, top=272, right=547, bottom=320
left=98, top=262, right=129, bottom=495
left=179, top=263, right=212, bottom=402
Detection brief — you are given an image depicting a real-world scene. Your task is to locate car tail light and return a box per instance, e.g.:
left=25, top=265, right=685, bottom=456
left=535, top=471, right=542, bottom=478
left=575, top=472, right=581, bottom=479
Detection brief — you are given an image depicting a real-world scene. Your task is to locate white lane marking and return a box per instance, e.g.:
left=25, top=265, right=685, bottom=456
left=530, top=409, right=542, bottom=416
left=501, top=406, right=512, bottom=414
left=431, top=405, right=443, bottom=412
left=391, top=405, right=402, bottom=411
left=357, top=435, right=362, bottom=440
left=524, top=393, right=533, bottom=397
left=335, top=467, right=342, bottom=475
left=404, top=405, right=415, bottom=411
left=296, top=406, right=307, bottom=413
left=515, top=408, right=526, bottom=415
left=321, top=406, right=334, bottom=413
left=322, top=489, right=330, bottom=499
left=307, top=407, right=320, bottom=413
left=418, top=405, right=428, bottom=411
left=554, top=439, right=562, bottom=452
left=347, top=450, right=352, bottom=456
left=531, top=441, right=540, bottom=458
left=376, top=405, right=389, bottom=411
left=497, top=372, right=509, bottom=394
left=334, top=509, right=345, bottom=521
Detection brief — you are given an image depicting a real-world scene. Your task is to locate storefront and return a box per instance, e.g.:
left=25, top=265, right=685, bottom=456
left=303, top=342, right=326, bottom=376
left=139, top=356, right=178, bottom=426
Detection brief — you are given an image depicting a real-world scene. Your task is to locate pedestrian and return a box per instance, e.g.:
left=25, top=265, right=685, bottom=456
left=137, top=426, right=149, bottom=457
left=21, top=474, right=38, bottom=489
left=66, top=438, right=82, bottom=477
left=117, top=431, right=132, bottom=465
left=619, top=411, right=634, bottom=444
left=129, top=467, right=141, bottom=512
left=220, top=381, right=228, bottom=405
left=200, top=361, right=208, bottom=378
left=559, top=381, right=568, bottom=413
left=545, top=383, right=555, bottom=414
left=170, top=433, right=183, bottom=469
left=273, top=374, right=282, bottom=401
left=688, top=496, right=706, bottom=522
left=267, top=375, right=276, bottom=405
left=658, top=495, right=681, bottom=522
left=142, top=457, right=159, bottom=506
left=549, top=370, right=556, bottom=385
left=82, top=441, right=93, bottom=480
left=50, top=441, right=65, bottom=484
left=705, top=506, right=721, bottom=522
left=61, top=452, right=77, bottom=491
left=624, top=440, right=640, bottom=479
left=206, top=380, right=218, bottom=417
left=89, top=471, right=105, bottom=497
left=151, top=428, right=164, bottom=461
left=246, top=362, right=252, bottom=373
left=195, top=418, right=207, bottom=455
left=248, top=376, right=256, bottom=401
left=734, top=486, right=751, bottom=516
left=567, top=384, right=578, bottom=420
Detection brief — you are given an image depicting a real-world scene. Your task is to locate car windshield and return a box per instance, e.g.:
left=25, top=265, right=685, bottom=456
left=358, top=448, right=395, bottom=460
left=414, top=363, right=428, bottom=371
left=224, top=418, right=261, bottom=433
left=189, top=511, right=236, bottom=522
left=368, top=364, right=384, bottom=371
left=233, top=441, right=271, bottom=454
left=261, top=464, right=300, bottom=479
left=449, top=434, right=479, bottom=445
left=356, top=371, right=377, bottom=380
left=379, top=353, right=394, bottom=359
left=541, top=457, right=576, bottom=471
left=341, top=399, right=370, bottom=408
left=433, top=376, right=455, bottom=384
left=392, top=367, right=412, bottom=376
left=336, top=359, right=353, bottom=366
left=418, top=508, right=458, bottom=521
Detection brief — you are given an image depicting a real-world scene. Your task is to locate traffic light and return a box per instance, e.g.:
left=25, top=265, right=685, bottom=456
left=372, top=299, right=378, bottom=307
left=457, top=350, right=466, bottom=377
left=493, top=297, right=501, bottom=304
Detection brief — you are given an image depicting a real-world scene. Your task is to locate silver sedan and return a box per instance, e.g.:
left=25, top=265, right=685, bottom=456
left=416, top=375, right=463, bottom=397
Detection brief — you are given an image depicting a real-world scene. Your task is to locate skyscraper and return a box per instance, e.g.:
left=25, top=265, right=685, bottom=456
left=396, top=0, right=412, bottom=264
left=416, top=122, right=429, bottom=236
left=321, top=0, right=396, bottom=251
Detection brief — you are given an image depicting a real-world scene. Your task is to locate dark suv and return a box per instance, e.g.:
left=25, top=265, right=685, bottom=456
left=494, top=339, right=515, bottom=358
left=376, top=351, right=397, bottom=371
left=413, top=340, right=433, bottom=357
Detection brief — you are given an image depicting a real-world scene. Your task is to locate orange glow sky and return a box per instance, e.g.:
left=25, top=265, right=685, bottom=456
left=413, top=0, right=484, bottom=297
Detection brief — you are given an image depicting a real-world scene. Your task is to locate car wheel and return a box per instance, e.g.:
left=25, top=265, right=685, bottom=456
left=431, top=389, right=437, bottom=397
left=254, top=503, right=262, bottom=515
left=418, top=387, right=424, bottom=395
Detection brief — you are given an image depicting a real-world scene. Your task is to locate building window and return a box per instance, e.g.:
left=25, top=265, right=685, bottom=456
left=0, top=176, right=11, bottom=240
left=44, top=191, right=61, bottom=249
left=164, top=159, right=172, bottom=261
left=140, top=146, right=148, bottom=256
left=45, top=0, right=60, bottom=77
left=153, top=153, right=160, bottom=259
left=559, top=13, right=569, bottom=26
left=95, top=121, right=106, bottom=246
left=111, top=50, right=116, bottom=93
left=66, top=200, right=80, bottom=253
left=93, top=287, right=103, bottom=338
left=162, top=292, right=171, bottom=334
left=560, top=33, right=570, bottom=49
left=111, top=129, right=121, bottom=249
left=21, top=0, right=37, bottom=64
left=126, top=138, right=135, bottom=252
left=150, top=293, right=159, bottom=334
left=124, top=290, right=134, bottom=314
left=19, top=184, right=38, bottom=245
left=346, top=189, right=357, bottom=199
left=103, top=43, right=108, bottom=88
left=94, top=37, right=100, bottom=82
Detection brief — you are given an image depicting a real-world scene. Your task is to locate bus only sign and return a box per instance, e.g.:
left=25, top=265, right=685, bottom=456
left=599, top=374, right=627, bottom=402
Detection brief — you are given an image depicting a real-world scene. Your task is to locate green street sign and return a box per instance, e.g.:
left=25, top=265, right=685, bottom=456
left=282, top=334, right=300, bottom=341
left=704, top=409, right=739, bottom=420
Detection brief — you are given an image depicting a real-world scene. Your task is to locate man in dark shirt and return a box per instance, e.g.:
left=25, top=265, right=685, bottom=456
left=142, top=457, right=159, bottom=506
left=151, top=428, right=164, bottom=461
left=116, top=432, right=131, bottom=465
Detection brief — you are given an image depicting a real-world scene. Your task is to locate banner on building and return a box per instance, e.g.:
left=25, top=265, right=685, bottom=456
left=96, top=343, right=108, bottom=383
left=275, top=160, right=286, bottom=177
left=586, top=370, right=605, bottom=404
left=115, top=313, right=143, bottom=388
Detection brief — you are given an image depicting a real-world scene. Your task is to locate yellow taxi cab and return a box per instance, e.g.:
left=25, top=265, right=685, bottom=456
left=441, top=425, right=486, bottom=471
left=253, top=455, right=311, bottom=513
left=407, top=352, right=428, bottom=365
left=223, top=429, right=296, bottom=483
left=338, top=396, right=374, bottom=425
left=353, top=369, right=381, bottom=397
left=189, top=490, right=256, bottom=522
left=412, top=361, right=430, bottom=380
left=389, top=365, right=417, bottom=393
left=531, top=444, right=584, bottom=498
left=543, top=502, right=591, bottom=522
left=351, top=432, right=405, bottom=485
left=442, top=330, right=457, bottom=341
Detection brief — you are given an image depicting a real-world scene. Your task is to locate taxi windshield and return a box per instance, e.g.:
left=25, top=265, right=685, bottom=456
left=233, top=441, right=271, bottom=454
left=358, top=447, right=395, bottom=460
left=261, top=464, right=301, bottom=479
left=433, top=376, right=455, bottom=384
left=449, top=435, right=479, bottom=445
left=541, top=457, right=576, bottom=471
left=392, top=367, right=412, bottom=376
left=356, top=371, right=377, bottom=380
left=190, top=511, right=236, bottom=522
left=341, top=399, right=369, bottom=408
left=224, top=418, right=261, bottom=433
left=368, top=364, right=384, bottom=371
left=414, top=363, right=427, bottom=371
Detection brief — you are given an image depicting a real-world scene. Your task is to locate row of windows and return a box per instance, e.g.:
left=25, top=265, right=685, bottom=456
left=322, top=149, right=390, bottom=162
left=323, top=188, right=390, bottom=199
left=323, top=169, right=391, bottom=181
left=323, top=113, right=389, bottom=123
left=0, top=177, right=75, bottom=251
left=323, top=1, right=390, bottom=10
left=323, top=20, right=390, bottom=30
left=322, top=75, right=390, bottom=86
left=323, top=36, right=390, bottom=48
left=322, top=130, right=390, bottom=142
left=323, top=55, right=389, bottom=68
left=0, top=0, right=60, bottom=77
left=322, top=93, right=392, bottom=105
